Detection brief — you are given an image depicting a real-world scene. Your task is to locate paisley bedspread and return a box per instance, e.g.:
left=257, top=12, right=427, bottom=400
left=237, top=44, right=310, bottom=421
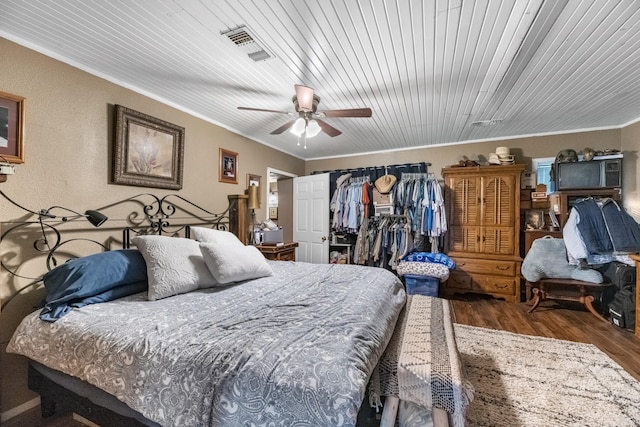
left=8, top=261, right=406, bottom=427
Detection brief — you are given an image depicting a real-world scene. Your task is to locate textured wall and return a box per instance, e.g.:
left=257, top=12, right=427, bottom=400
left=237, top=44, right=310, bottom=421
left=0, top=37, right=304, bottom=415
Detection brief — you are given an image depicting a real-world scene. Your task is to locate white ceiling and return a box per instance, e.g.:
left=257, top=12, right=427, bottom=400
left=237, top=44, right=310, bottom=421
left=1, top=0, right=640, bottom=160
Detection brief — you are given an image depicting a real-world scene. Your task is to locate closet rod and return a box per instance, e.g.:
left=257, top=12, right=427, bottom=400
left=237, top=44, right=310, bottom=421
left=376, top=213, right=408, bottom=219
left=373, top=162, right=432, bottom=169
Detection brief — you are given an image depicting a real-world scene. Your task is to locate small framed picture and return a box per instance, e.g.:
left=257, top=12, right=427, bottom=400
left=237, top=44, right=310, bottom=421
left=0, top=91, right=25, bottom=163
left=269, top=208, right=278, bottom=219
left=219, top=148, right=238, bottom=184
left=247, top=173, right=261, bottom=188
left=525, top=209, right=545, bottom=230
left=269, top=207, right=278, bottom=220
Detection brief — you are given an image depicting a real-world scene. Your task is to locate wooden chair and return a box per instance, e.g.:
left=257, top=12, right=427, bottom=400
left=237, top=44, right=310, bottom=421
left=526, top=278, right=612, bottom=323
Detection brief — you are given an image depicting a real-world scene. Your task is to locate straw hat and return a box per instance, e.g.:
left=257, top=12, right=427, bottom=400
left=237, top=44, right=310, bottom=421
left=336, top=173, right=352, bottom=187
left=374, top=174, right=397, bottom=194
left=488, top=153, right=500, bottom=164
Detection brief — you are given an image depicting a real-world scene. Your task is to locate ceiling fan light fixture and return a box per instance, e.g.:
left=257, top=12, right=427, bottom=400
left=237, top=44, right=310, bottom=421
left=306, top=119, right=321, bottom=138
left=290, top=118, right=306, bottom=136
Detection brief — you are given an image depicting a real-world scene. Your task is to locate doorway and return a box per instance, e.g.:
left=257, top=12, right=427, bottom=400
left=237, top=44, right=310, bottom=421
left=266, top=167, right=298, bottom=242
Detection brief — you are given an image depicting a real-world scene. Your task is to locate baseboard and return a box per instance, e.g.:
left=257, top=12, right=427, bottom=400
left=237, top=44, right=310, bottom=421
left=0, top=397, right=40, bottom=422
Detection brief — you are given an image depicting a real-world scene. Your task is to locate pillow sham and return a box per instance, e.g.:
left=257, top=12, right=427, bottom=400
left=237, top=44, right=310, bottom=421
left=132, top=235, right=218, bottom=300
left=68, top=280, right=148, bottom=309
left=396, top=261, right=450, bottom=281
left=200, top=242, right=273, bottom=285
left=191, top=227, right=244, bottom=247
left=402, top=252, right=456, bottom=269
left=40, top=249, right=147, bottom=322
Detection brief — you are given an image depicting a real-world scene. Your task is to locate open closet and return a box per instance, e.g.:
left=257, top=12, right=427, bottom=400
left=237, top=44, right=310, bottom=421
left=313, top=162, right=447, bottom=269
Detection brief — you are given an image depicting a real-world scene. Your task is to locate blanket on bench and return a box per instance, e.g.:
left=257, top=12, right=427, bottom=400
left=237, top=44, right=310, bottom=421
left=370, top=295, right=474, bottom=427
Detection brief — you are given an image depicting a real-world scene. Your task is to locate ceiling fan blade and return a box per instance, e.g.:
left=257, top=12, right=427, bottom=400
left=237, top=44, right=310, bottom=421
left=294, top=85, right=315, bottom=112
left=270, top=119, right=297, bottom=135
left=319, top=108, right=372, bottom=118
left=238, top=106, right=292, bottom=115
left=316, top=119, right=342, bottom=137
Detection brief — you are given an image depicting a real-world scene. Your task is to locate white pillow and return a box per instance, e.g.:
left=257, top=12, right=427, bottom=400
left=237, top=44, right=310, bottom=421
left=191, top=227, right=243, bottom=247
left=200, top=242, right=273, bottom=284
left=132, top=235, right=217, bottom=300
left=396, top=261, right=450, bottom=281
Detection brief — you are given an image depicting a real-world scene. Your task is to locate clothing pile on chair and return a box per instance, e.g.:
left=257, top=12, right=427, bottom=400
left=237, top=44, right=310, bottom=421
left=563, top=198, right=640, bottom=267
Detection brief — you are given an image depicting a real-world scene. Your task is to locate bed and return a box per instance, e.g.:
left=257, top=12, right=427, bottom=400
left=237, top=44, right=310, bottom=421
left=10, top=258, right=405, bottom=426
left=3, top=193, right=471, bottom=427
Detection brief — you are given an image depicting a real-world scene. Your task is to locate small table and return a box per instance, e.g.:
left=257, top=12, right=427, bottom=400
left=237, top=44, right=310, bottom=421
left=256, top=242, right=298, bottom=261
left=526, top=278, right=612, bottom=323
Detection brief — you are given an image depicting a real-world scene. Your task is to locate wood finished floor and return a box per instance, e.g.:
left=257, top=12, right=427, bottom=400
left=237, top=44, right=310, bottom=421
left=5, top=295, right=640, bottom=426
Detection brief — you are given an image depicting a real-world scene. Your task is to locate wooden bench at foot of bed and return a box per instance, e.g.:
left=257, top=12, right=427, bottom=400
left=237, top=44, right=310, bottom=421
left=373, top=295, right=473, bottom=427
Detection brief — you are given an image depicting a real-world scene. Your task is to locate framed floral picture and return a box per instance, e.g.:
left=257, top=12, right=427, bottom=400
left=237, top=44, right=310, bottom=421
left=112, top=105, right=184, bottom=189
left=219, top=148, right=238, bottom=184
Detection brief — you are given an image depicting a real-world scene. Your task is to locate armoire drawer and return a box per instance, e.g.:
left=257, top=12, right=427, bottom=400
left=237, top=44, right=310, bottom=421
left=472, top=275, right=516, bottom=295
left=451, top=257, right=518, bottom=277
left=447, top=272, right=473, bottom=290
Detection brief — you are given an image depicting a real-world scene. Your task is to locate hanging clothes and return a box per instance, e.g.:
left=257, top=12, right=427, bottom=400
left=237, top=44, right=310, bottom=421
left=354, top=214, right=412, bottom=270
left=331, top=176, right=370, bottom=234
left=326, top=163, right=448, bottom=271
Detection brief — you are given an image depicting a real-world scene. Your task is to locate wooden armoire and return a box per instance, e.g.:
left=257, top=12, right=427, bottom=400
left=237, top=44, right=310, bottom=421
left=442, top=164, right=525, bottom=302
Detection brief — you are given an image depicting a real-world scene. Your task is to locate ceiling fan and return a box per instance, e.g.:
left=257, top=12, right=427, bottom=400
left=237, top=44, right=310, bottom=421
left=238, top=84, right=372, bottom=147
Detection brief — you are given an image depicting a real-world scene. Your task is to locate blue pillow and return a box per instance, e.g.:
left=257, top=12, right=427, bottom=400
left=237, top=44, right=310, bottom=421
left=68, top=280, right=148, bottom=309
left=402, top=252, right=456, bottom=269
left=40, top=250, right=147, bottom=322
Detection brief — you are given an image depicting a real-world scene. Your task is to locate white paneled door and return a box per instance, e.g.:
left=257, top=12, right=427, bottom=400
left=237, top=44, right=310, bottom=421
left=293, top=173, right=330, bottom=263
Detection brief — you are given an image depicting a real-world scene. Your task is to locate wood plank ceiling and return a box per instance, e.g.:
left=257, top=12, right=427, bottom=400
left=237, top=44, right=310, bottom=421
left=1, top=0, right=639, bottom=160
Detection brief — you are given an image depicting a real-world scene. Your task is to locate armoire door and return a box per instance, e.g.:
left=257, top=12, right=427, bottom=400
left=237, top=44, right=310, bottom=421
left=447, top=175, right=481, bottom=253
left=480, top=174, right=517, bottom=255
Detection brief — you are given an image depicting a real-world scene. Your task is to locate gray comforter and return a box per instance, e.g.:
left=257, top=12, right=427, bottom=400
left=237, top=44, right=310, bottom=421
left=9, top=261, right=406, bottom=426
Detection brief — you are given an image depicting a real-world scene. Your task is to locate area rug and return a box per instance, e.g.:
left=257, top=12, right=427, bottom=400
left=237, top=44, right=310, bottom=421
left=454, top=324, right=640, bottom=427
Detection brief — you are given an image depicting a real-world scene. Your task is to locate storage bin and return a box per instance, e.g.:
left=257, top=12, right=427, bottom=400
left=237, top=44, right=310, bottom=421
left=404, top=274, right=439, bottom=297
left=262, top=228, right=284, bottom=243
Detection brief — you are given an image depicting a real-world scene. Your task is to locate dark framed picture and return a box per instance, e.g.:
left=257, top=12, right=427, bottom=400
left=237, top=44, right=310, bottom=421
left=269, top=207, right=278, bottom=220
left=219, top=148, right=238, bottom=184
left=0, top=91, right=25, bottom=163
left=112, top=105, right=184, bottom=189
left=525, top=209, right=545, bottom=230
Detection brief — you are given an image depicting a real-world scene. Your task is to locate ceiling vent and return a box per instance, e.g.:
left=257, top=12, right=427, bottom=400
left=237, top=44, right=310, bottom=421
left=221, top=25, right=273, bottom=62
left=471, top=119, right=503, bottom=127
